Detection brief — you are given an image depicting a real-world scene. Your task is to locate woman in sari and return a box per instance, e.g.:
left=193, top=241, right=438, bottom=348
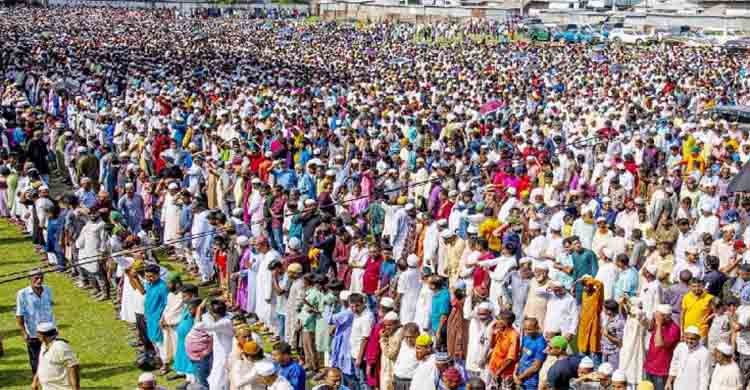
left=577, top=276, right=604, bottom=356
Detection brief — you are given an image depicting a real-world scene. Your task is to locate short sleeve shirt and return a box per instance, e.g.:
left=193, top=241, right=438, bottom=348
left=16, top=286, right=55, bottom=338
left=517, top=335, right=547, bottom=388
left=38, top=340, right=78, bottom=390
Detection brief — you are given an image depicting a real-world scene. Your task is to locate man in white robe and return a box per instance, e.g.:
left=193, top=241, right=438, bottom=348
left=191, top=208, right=215, bottom=283
left=160, top=274, right=184, bottom=371
left=254, top=236, right=281, bottom=333
left=538, top=281, right=579, bottom=339
left=465, top=302, right=494, bottom=377
left=709, top=342, right=742, bottom=390
left=247, top=179, right=265, bottom=237
left=161, top=182, right=181, bottom=245
left=414, top=272, right=434, bottom=332
left=75, top=209, right=106, bottom=292
left=422, top=218, right=440, bottom=270
left=667, top=326, right=710, bottom=390
left=397, top=254, right=422, bottom=323
left=194, top=300, right=235, bottom=390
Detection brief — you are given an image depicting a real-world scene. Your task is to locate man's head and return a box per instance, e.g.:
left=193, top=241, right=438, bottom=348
left=166, top=272, right=182, bottom=293
left=441, top=367, right=464, bottom=390
left=181, top=284, right=198, bottom=301
left=137, top=372, right=158, bottom=390
left=689, top=277, right=705, bottom=297
left=28, top=269, right=44, bottom=289
left=523, top=317, right=540, bottom=337
left=256, top=361, right=279, bottom=386
left=577, top=356, right=595, bottom=376
left=415, top=333, right=433, bottom=360
left=37, top=322, right=58, bottom=344
left=402, top=322, right=419, bottom=347
left=144, top=264, right=161, bottom=284
left=323, top=368, right=343, bottom=389
left=271, top=342, right=292, bottom=365
left=740, top=264, right=750, bottom=282
left=349, top=293, right=365, bottom=314
left=685, top=326, right=701, bottom=349
left=548, top=335, right=568, bottom=356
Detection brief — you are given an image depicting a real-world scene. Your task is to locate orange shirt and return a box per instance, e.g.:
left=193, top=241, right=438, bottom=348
left=488, top=327, right=520, bottom=378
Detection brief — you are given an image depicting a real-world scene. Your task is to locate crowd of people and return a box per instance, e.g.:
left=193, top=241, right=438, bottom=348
left=3, top=4, right=750, bottom=390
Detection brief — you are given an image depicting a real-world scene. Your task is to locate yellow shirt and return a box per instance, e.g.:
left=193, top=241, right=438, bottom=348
left=682, top=291, right=714, bottom=337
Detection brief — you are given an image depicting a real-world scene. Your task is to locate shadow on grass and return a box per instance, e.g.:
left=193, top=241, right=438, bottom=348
left=80, top=362, right=136, bottom=381
left=0, top=323, right=70, bottom=341
left=0, top=236, right=29, bottom=247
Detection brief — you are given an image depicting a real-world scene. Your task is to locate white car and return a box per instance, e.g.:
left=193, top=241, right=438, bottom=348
left=608, top=27, right=655, bottom=45
left=704, top=29, right=748, bottom=45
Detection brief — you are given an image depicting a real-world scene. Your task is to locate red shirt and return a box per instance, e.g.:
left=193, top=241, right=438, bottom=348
left=643, top=321, right=681, bottom=376
left=362, top=255, right=383, bottom=295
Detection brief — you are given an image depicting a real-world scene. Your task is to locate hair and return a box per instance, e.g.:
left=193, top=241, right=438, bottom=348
left=604, top=299, right=619, bottom=312
left=466, top=377, right=487, bottom=390
left=181, top=283, right=199, bottom=296
left=689, top=277, right=704, bottom=285
left=706, top=255, right=720, bottom=270
left=679, top=270, right=693, bottom=283
left=499, top=310, right=516, bottom=325
left=402, top=322, right=419, bottom=335
left=348, top=293, right=365, bottom=305
left=273, top=342, right=292, bottom=355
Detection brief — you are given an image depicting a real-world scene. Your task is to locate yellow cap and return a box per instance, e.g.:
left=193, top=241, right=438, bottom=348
left=415, top=333, right=432, bottom=347
left=637, top=381, right=654, bottom=390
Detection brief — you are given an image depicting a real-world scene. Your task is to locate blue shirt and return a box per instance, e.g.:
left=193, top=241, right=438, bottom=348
left=430, top=287, right=451, bottom=334
left=16, top=285, right=55, bottom=338
left=547, top=355, right=582, bottom=390
left=278, top=360, right=306, bottom=390
left=614, top=267, right=639, bottom=301
left=517, top=335, right=547, bottom=389
left=144, top=279, right=169, bottom=343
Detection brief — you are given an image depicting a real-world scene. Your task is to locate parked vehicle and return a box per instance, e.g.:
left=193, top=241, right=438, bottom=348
left=724, top=37, right=750, bottom=53
left=527, top=23, right=552, bottom=41
left=553, top=24, right=599, bottom=43
left=704, top=28, right=748, bottom=45
left=518, top=17, right=543, bottom=30
left=607, top=27, right=655, bottom=45
left=660, top=27, right=717, bottom=47
left=712, top=105, right=750, bottom=130
left=599, top=21, right=624, bottom=39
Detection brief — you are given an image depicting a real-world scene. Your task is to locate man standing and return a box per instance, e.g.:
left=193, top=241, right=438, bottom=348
left=570, top=236, right=599, bottom=303
left=159, top=273, right=184, bottom=375
left=194, top=299, right=234, bottom=390
left=643, top=305, right=681, bottom=390
left=130, top=264, right=169, bottom=369
left=709, top=343, right=742, bottom=390
left=681, top=278, right=713, bottom=339
left=349, top=293, right=374, bottom=390
left=488, top=311, right=520, bottom=390
left=16, top=269, right=55, bottom=374
left=254, top=236, right=281, bottom=334
left=257, top=361, right=294, bottom=390
left=514, top=318, right=546, bottom=390
left=666, top=326, right=710, bottom=390
left=31, top=323, right=79, bottom=390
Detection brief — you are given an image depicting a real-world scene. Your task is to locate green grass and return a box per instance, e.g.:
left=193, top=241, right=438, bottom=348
left=0, top=220, right=148, bottom=389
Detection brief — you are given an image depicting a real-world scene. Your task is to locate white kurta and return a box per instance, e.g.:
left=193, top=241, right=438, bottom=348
left=255, top=250, right=281, bottom=333
left=161, top=292, right=184, bottom=363
left=669, top=343, right=710, bottom=390
left=348, top=245, right=369, bottom=294
left=397, top=268, right=422, bottom=323
left=75, top=220, right=105, bottom=273
left=409, top=355, right=437, bottom=390
left=161, top=192, right=181, bottom=244
left=595, top=262, right=620, bottom=301
left=709, top=361, right=742, bottom=390
left=465, top=317, right=493, bottom=373
left=619, top=313, right=646, bottom=385
left=414, top=285, right=433, bottom=331
left=196, top=314, right=234, bottom=390
left=541, top=291, right=579, bottom=335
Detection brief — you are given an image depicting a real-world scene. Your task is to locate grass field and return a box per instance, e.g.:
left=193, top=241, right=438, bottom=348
left=0, top=220, right=146, bottom=389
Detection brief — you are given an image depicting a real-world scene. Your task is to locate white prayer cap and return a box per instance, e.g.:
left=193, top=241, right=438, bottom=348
left=437, top=219, right=448, bottom=227
left=407, top=254, right=419, bottom=267
left=383, top=312, right=399, bottom=322
left=596, top=216, right=606, bottom=223
left=477, top=302, right=492, bottom=311
left=602, top=196, right=611, bottom=203
left=440, top=230, right=455, bottom=239
left=448, top=190, right=458, bottom=197
left=597, top=362, right=613, bottom=376
left=404, top=203, right=415, bottom=211
left=288, top=237, right=301, bottom=250
left=645, top=263, right=658, bottom=276
left=612, top=370, right=627, bottom=382
left=702, top=203, right=713, bottom=212
left=739, top=312, right=750, bottom=327
left=723, top=224, right=737, bottom=232
left=138, top=372, right=156, bottom=383
left=77, top=146, right=86, bottom=153
left=251, top=177, right=262, bottom=184
left=717, top=342, right=733, bottom=356
left=528, top=221, right=541, bottom=230
left=237, top=236, right=249, bottom=247
left=304, top=199, right=316, bottom=206
left=686, top=246, right=699, bottom=254
left=548, top=280, right=563, bottom=288
left=533, top=261, right=549, bottom=271
left=340, top=290, right=351, bottom=301
left=255, top=361, right=277, bottom=376
left=547, top=200, right=560, bottom=208
left=168, top=182, right=179, bottom=190
left=467, top=225, right=478, bottom=234
left=124, top=182, right=134, bottom=189
left=37, top=322, right=56, bottom=333
left=656, top=304, right=672, bottom=315
left=232, top=207, right=243, bottom=217
left=602, top=247, right=613, bottom=260
left=325, top=169, right=336, bottom=177
left=579, top=357, right=594, bottom=369
left=519, top=257, right=533, bottom=265
left=549, top=220, right=562, bottom=231
left=39, top=185, right=49, bottom=191
left=685, top=325, right=701, bottom=336
left=380, top=297, right=395, bottom=309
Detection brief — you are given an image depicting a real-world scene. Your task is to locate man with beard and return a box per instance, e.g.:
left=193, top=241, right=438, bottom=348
left=159, top=272, right=184, bottom=376
left=500, top=257, right=532, bottom=328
